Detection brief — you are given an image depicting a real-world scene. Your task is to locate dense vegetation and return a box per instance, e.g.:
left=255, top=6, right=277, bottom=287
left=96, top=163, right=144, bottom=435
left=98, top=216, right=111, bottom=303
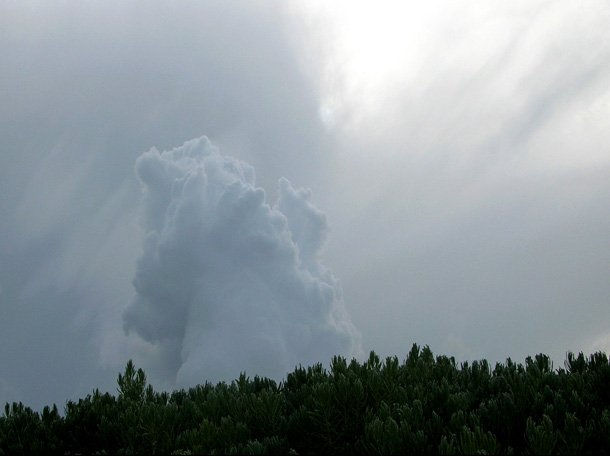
left=1, top=345, right=609, bottom=454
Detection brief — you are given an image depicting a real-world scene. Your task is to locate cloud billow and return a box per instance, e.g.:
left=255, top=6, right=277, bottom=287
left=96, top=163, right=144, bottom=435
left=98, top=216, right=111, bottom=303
left=124, top=137, right=361, bottom=385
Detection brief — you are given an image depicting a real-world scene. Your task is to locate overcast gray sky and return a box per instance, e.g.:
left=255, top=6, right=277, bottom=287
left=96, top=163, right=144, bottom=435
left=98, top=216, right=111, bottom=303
left=1, top=0, right=609, bottom=409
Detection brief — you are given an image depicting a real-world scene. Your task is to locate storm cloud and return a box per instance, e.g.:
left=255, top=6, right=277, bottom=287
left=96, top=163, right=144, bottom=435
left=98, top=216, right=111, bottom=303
left=124, top=137, right=360, bottom=384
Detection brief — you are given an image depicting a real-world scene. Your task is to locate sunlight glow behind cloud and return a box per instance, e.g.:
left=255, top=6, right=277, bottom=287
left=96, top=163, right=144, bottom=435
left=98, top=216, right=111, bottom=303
left=297, top=0, right=610, bottom=171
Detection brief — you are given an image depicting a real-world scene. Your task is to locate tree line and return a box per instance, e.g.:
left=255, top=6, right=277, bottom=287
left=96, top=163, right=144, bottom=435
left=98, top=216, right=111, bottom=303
left=1, top=344, right=609, bottom=454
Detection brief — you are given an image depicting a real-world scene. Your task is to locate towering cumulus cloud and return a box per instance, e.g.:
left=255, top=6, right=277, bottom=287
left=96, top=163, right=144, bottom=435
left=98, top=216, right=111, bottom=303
left=124, top=137, right=361, bottom=385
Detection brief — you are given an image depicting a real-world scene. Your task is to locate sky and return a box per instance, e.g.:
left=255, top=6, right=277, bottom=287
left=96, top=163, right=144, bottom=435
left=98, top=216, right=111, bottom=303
left=1, top=0, right=609, bottom=409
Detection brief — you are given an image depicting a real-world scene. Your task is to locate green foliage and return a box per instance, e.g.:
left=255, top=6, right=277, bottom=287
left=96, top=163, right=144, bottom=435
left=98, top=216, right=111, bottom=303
left=1, top=348, right=609, bottom=454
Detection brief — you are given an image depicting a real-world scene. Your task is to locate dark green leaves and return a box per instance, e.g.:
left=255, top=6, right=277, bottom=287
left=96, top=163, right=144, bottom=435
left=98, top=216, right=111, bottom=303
left=1, top=347, right=609, bottom=454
